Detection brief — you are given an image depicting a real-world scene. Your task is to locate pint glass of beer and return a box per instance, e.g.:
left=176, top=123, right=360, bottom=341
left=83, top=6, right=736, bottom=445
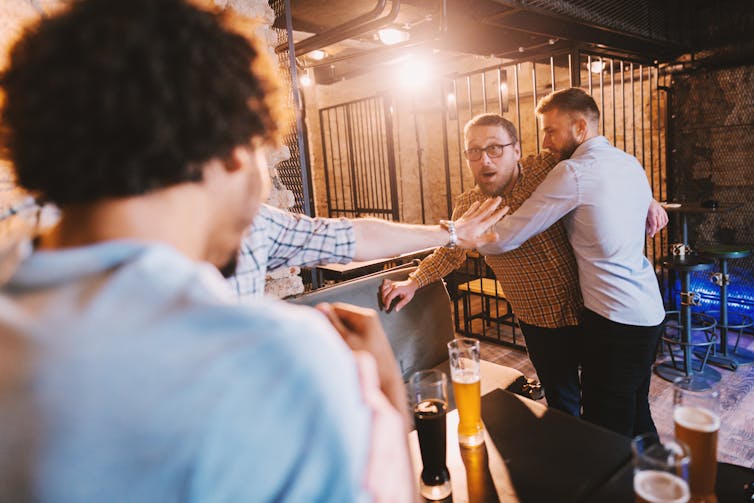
left=447, top=338, right=484, bottom=447
left=673, top=376, right=720, bottom=503
left=632, top=432, right=690, bottom=503
left=409, top=369, right=452, bottom=500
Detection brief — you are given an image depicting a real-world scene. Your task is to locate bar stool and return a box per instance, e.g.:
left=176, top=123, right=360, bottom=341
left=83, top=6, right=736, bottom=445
left=656, top=255, right=722, bottom=389
left=695, top=244, right=754, bottom=370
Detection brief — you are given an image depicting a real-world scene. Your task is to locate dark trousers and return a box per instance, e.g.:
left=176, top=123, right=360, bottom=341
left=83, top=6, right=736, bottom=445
left=580, top=309, right=663, bottom=437
left=518, top=321, right=581, bottom=417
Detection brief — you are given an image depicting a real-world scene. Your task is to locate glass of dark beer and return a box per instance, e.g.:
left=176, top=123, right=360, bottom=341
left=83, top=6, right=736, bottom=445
left=673, top=376, right=720, bottom=503
left=632, top=432, right=690, bottom=503
left=409, top=369, right=452, bottom=500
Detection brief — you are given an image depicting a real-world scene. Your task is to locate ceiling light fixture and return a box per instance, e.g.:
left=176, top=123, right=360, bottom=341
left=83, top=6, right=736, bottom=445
left=308, top=50, right=326, bottom=61
left=589, top=60, right=606, bottom=74
left=378, top=27, right=410, bottom=45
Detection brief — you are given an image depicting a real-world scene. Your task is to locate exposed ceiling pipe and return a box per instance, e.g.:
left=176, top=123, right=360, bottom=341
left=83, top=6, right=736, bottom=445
left=278, top=0, right=402, bottom=57
left=275, top=0, right=387, bottom=54
left=297, top=0, right=445, bottom=70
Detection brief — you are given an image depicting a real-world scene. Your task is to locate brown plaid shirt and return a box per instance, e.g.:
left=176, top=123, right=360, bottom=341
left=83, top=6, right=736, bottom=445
left=411, top=151, right=583, bottom=328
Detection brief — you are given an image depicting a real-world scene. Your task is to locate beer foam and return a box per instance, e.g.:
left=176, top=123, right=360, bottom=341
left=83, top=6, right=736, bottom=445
left=634, top=470, right=690, bottom=503
left=673, top=405, right=720, bottom=432
left=451, top=369, right=479, bottom=384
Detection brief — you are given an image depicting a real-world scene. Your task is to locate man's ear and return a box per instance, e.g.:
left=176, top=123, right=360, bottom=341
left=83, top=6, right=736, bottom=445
left=513, top=141, right=522, bottom=161
left=571, top=116, right=588, bottom=142
left=224, top=145, right=248, bottom=173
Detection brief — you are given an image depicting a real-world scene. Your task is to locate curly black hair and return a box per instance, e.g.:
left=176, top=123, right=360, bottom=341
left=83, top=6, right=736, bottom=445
left=0, top=0, right=283, bottom=205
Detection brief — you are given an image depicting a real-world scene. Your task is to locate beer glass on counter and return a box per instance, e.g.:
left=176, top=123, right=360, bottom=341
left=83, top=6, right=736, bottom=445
left=409, top=369, right=452, bottom=500
left=632, top=432, right=690, bottom=503
left=673, top=376, right=720, bottom=503
left=447, top=338, right=484, bottom=447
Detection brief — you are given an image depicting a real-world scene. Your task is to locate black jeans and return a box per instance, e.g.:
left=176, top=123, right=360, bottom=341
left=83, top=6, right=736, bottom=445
left=580, top=309, right=663, bottom=437
left=518, top=321, right=581, bottom=417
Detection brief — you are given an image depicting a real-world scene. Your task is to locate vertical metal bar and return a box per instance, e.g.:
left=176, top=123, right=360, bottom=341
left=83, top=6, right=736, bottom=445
left=338, top=107, right=350, bottom=215
left=621, top=60, right=626, bottom=151
left=497, top=67, right=504, bottom=114
left=655, top=68, right=664, bottom=262
left=587, top=55, right=593, bottom=95
left=610, top=58, right=616, bottom=144
left=466, top=75, right=472, bottom=118
left=365, top=99, right=381, bottom=216
left=452, top=79, right=465, bottom=194
left=482, top=71, right=488, bottom=112
left=412, top=97, right=427, bottom=223
left=515, top=63, right=522, bottom=151
left=550, top=56, right=555, bottom=92
left=657, top=68, right=665, bottom=203
left=646, top=68, right=654, bottom=259
left=320, top=108, right=334, bottom=216
left=649, top=66, right=655, bottom=198
left=464, top=74, right=473, bottom=190
left=568, top=52, right=573, bottom=87
left=366, top=99, right=381, bottom=216
left=383, top=96, right=400, bottom=221
left=631, top=63, right=636, bottom=157
left=345, top=105, right=359, bottom=216
left=532, top=62, right=540, bottom=152
left=658, top=71, right=666, bottom=255
left=371, top=99, right=386, bottom=217
left=377, top=98, right=390, bottom=217
left=441, top=83, right=453, bottom=217
left=353, top=102, right=367, bottom=216
left=640, top=65, right=646, bottom=170
left=283, top=0, right=313, bottom=215
left=375, top=97, right=390, bottom=217
left=332, top=108, right=344, bottom=215
left=599, top=57, right=605, bottom=136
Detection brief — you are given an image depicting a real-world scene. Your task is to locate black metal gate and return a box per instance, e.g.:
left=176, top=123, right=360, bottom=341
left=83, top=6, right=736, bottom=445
left=319, top=95, right=399, bottom=220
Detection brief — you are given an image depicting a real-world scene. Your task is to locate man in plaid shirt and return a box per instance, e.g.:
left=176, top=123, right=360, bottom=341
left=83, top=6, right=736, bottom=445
left=381, top=113, right=666, bottom=417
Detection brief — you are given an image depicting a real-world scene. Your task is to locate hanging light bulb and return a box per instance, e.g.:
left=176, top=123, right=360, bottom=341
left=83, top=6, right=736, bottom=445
left=299, top=69, right=313, bottom=87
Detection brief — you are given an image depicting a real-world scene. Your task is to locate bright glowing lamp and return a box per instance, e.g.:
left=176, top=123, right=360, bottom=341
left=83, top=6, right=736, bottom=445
left=299, top=70, right=313, bottom=87
left=589, top=60, right=606, bottom=74
left=397, top=55, right=431, bottom=90
left=378, top=28, right=410, bottom=45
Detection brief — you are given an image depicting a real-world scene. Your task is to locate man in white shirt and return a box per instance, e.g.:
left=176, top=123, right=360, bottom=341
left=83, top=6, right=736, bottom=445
left=478, top=88, right=665, bottom=437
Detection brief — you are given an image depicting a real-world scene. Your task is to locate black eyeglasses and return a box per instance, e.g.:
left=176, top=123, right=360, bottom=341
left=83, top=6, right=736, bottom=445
left=463, top=142, right=514, bottom=161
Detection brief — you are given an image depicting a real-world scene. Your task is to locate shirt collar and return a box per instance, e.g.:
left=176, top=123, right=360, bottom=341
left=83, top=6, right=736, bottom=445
left=571, top=135, right=609, bottom=158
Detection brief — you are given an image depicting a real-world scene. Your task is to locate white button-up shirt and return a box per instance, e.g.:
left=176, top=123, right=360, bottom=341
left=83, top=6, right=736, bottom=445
left=479, top=136, right=664, bottom=326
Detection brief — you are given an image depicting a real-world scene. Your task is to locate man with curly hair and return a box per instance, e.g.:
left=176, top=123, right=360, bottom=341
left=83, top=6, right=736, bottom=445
left=0, top=0, right=506, bottom=500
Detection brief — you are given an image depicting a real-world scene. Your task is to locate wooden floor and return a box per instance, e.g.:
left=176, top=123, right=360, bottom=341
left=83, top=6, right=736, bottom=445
left=460, top=311, right=754, bottom=468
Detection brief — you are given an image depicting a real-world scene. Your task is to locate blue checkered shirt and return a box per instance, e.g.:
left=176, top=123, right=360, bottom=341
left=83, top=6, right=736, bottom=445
left=228, top=204, right=355, bottom=301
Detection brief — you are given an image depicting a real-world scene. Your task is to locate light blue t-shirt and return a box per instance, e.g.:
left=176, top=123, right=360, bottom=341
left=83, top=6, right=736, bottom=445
left=0, top=241, right=371, bottom=502
left=480, top=136, right=665, bottom=326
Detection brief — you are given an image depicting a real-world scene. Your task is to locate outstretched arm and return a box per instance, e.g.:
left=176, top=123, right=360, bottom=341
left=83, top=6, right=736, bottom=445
left=352, top=198, right=507, bottom=260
